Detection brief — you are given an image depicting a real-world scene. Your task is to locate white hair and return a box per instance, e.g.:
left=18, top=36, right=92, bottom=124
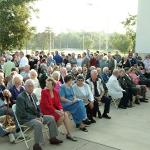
left=91, top=69, right=98, bottom=76
left=24, top=79, right=34, bottom=88
left=103, top=56, right=108, bottom=61
left=29, top=69, right=38, bottom=78
left=12, top=74, right=23, bottom=85
left=6, top=55, right=13, bottom=61
left=77, top=67, right=82, bottom=71
left=66, top=64, right=71, bottom=71
left=103, top=67, right=109, bottom=73
left=90, top=66, right=96, bottom=71
left=52, top=71, right=60, bottom=81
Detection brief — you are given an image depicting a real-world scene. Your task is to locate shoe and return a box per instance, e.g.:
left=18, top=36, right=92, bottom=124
left=135, top=101, right=140, bottom=105
left=102, top=114, right=111, bottom=119
left=83, top=119, right=91, bottom=125
left=140, top=99, right=148, bottom=103
left=50, top=138, right=63, bottom=145
left=118, top=106, right=127, bottom=109
left=66, top=135, right=77, bottom=142
left=79, top=127, right=88, bottom=132
left=33, top=144, right=42, bottom=150
left=90, top=119, right=96, bottom=123
left=8, top=133, right=15, bottom=143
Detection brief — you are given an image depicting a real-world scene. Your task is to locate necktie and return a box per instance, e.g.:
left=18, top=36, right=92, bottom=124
left=29, top=94, right=37, bottom=111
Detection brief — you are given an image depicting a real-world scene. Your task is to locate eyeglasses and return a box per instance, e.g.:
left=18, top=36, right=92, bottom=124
left=77, top=79, right=84, bottom=82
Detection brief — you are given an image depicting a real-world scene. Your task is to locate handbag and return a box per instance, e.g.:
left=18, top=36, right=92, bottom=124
left=0, top=97, right=16, bottom=133
left=0, top=115, right=16, bottom=133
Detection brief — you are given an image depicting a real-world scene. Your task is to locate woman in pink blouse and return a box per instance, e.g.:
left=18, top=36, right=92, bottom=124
left=128, top=67, right=148, bottom=103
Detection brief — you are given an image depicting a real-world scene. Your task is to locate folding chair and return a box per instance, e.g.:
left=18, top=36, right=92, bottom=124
left=111, top=98, right=121, bottom=109
left=12, top=104, right=32, bottom=149
left=12, top=104, right=50, bottom=149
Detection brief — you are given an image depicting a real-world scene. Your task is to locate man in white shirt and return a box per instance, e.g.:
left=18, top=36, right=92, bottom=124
left=106, top=69, right=128, bottom=109
left=19, top=52, right=29, bottom=69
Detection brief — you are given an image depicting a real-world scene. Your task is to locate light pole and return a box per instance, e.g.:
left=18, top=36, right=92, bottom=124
left=82, top=33, right=85, bottom=50
left=99, top=32, right=101, bottom=50
left=49, top=31, right=51, bottom=52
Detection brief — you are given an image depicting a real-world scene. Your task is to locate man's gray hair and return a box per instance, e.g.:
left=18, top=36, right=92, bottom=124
left=24, top=79, right=34, bottom=87
left=91, top=69, right=98, bottom=76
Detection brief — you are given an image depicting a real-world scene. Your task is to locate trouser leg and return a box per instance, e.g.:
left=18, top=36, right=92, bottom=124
left=85, top=104, right=93, bottom=120
left=119, top=91, right=129, bottom=107
left=101, top=96, right=111, bottom=114
left=43, top=115, right=58, bottom=139
left=140, top=85, right=146, bottom=99
left=26, top=119, right=44, bottom=144
left=93, top=100, right=99, bottom=117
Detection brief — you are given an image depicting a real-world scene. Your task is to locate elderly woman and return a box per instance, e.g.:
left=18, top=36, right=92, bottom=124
left=128, top=67, right=148, bottom=103
left=101, top=67, right=111, bottom=83
left=60, top=67, right=68, bottom=84
left=9, top=74, right=24, bottom=102
left=52, top=71, right=61, bottom=93
left=40, top=77, right=77, bottom=141
left=59, top=75, right=90, bottom=132
left=0, top=96, right=18, bottom=143
left=73, top=74, right=95, bottom=123
left=29, top=69, right=40, bottom=89
left=0, top=87, right=22, bottom=143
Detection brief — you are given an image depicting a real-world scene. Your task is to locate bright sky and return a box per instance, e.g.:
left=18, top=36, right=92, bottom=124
left=30, top=0, right=138, bottom=33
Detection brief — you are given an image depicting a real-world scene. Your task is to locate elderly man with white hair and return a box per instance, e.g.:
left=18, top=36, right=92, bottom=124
left=106, top=69, right=128, bottom=109
left=86, top=69, right=111, bottom=119
left=3, top=55, right=15, bottom=78
left=16, top=79, right=63, bottom=150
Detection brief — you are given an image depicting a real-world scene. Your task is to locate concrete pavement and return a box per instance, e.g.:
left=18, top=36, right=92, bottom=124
left=0, top=91, right=150, bottom=150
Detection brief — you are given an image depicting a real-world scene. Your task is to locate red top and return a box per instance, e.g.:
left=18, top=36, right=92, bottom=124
left=40, top=88, right=63, bottom=121
left=90, top=57, right=97, bottom=67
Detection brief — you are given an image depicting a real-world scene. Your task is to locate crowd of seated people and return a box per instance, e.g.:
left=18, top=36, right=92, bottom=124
left=0, top=50, right=149, bottom=150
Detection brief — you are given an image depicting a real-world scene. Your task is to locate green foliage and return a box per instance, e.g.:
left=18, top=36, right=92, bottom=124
left=0, top=0, right=36, bottom=51
left=109, top=33, right=131, bottom=53
left=122, top=14, right=137, bottom=51
left=27, top=30, right=131, bottom=54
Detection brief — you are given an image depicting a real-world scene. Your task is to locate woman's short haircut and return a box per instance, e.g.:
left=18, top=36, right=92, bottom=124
left=46, top=77, right=56, bottom=87
left=52, top=71, right=60, bottom=81
left=29, top=69, right=38, bottom=78
left=64, top=75, right=72, bottom=83
left=12, top=74, right=23, bottom=85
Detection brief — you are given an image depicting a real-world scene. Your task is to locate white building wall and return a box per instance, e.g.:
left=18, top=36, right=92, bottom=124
left=136, top=0, right=150, bottom=55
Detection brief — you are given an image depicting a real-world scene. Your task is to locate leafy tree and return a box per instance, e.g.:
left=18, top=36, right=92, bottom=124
left=109, top=33, right=130, bottom=54
left=0, top=0, right=37, bottom=52
left=122, top=14, right=137, bottom=51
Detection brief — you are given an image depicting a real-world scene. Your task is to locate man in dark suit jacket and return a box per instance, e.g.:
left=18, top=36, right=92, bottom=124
left=16, top=79, right=63, bottom=150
